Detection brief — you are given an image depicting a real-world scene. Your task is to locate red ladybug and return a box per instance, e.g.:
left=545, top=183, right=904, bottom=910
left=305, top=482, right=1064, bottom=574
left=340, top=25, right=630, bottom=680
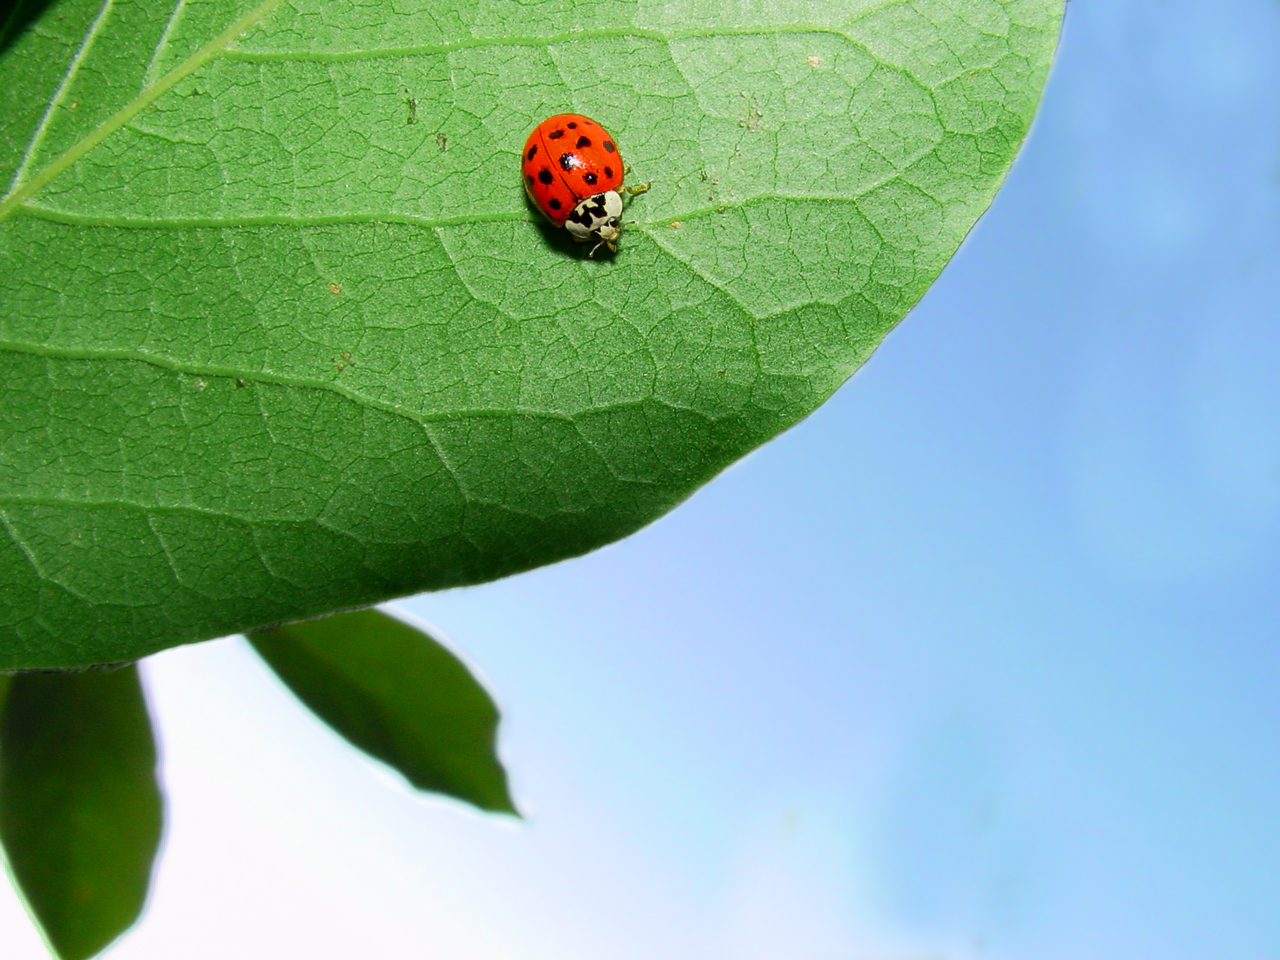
left=521, top=113, right=644, bottom=256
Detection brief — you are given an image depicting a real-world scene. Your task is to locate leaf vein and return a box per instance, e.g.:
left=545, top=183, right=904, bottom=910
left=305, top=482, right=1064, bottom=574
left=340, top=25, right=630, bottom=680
left=0, top=0, right=289, bottom=222
left=222, top=25, right=867, bottom=64
left=142, top=0, right=190, bottom=88
left=0, top=509, right=48, bottom=581
left=7, top=0, right=116, bottom=196
left=0, top=338, right=701, bottom=427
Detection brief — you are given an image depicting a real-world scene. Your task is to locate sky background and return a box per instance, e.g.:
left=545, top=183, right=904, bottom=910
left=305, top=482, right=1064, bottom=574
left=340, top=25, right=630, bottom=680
left=5, top=0, right=1280, bottom=956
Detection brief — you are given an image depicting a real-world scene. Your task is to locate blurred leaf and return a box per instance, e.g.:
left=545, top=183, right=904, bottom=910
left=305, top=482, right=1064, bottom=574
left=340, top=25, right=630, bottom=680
left=249, top=608, right=517, bottom=814
left=0, top=0, right=1062, bottom=667
left=0, top=665, right=163, bottom=960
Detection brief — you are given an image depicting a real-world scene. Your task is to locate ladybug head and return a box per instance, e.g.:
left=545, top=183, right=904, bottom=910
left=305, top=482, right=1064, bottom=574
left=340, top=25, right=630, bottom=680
left=590, top=214, right=623, bottom=257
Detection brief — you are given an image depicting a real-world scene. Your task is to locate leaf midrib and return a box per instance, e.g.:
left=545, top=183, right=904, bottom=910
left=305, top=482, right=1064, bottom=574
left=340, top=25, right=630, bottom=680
left=0, top=0, right=287, bottom=223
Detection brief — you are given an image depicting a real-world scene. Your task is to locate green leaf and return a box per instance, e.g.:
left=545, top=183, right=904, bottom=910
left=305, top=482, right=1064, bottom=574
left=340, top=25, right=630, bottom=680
left=0, top=0, right=1062, bottom=667
left=0, top=665, right=164, bottom=960
left=249, top=607, right=517, bottom=814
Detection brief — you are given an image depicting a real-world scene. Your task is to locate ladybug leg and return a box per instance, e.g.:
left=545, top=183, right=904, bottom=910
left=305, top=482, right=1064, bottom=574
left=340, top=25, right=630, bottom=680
left=587, top=236, right=618, bottom=258
left=621, top=164, right=652, bottom=198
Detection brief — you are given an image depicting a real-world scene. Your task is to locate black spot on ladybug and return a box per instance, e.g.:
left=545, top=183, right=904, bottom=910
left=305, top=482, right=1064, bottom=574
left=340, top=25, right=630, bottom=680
left=548, top=128, right=564, bottom=139
left=538, top=168, right=553, bottom=184
left=604, top=166, right=614, bottom=179
left=567, top=121, right=578, bottom=128
left=584, top=172, right=598, bottom=186
left=576, top=136, right=591, bottom=148
left=603, top=140, right=616, bottom=153
left=526, top=173, right=534, bottom=185
left=526, top=144, right=537, bottom=161
left=560, top=152, right=582, bottom=171
left=549, top=198, right=562, bottom=210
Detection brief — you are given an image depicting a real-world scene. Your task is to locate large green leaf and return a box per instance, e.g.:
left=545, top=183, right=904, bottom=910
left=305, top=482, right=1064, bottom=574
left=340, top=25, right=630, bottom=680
left=249, top=607, right=517, bottom=814
left=0, top=0, right=1062, bottom=667
left=0, top=665, right=164, bottom=960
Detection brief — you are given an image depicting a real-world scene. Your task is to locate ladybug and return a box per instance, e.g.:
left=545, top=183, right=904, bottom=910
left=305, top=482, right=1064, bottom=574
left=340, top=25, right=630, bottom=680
left=521, top=113, right=645, bottom=256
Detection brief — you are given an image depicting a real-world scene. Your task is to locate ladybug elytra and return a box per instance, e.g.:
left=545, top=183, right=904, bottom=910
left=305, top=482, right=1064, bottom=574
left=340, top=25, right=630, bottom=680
left=521, top=113, right=646, bottom=256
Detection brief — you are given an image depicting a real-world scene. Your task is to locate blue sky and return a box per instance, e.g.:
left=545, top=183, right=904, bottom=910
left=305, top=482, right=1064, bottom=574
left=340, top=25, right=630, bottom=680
left=4, top=0, right=1280, bottom=957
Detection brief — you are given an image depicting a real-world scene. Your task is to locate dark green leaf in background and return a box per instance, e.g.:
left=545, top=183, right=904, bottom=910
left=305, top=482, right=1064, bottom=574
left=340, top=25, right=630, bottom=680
left=0, top=665, right=164, bottom=960
left=249, top=607, right=517, bottom=814
left=0, top=0, right=1063, bottom=667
